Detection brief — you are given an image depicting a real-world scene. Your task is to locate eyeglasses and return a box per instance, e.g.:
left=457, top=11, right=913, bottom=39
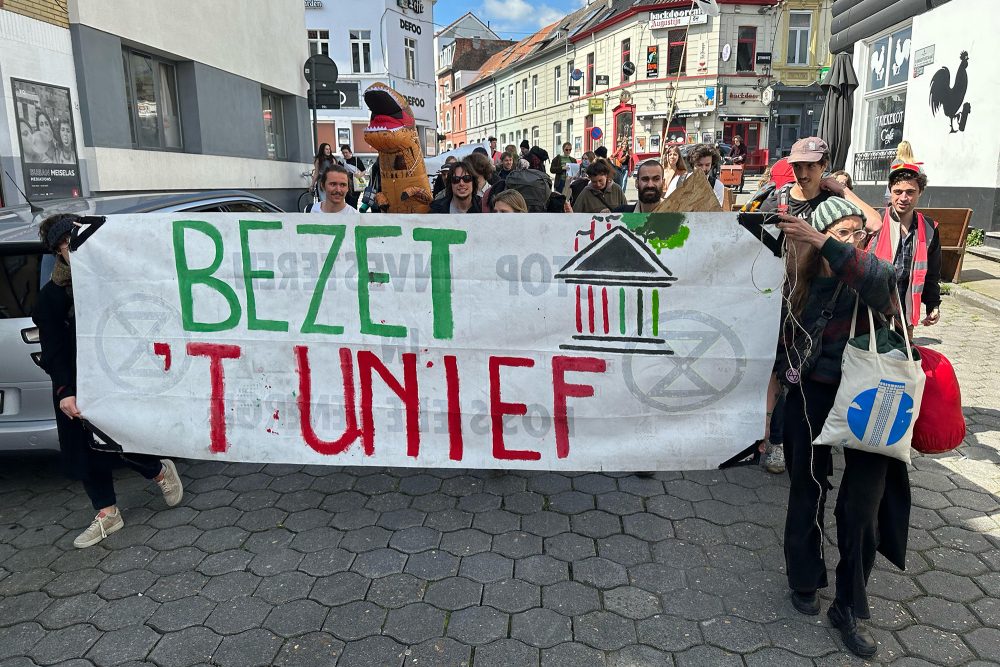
left=451, top=175, right=474, bottom=184
left=831, top=229, right=866, bottom=241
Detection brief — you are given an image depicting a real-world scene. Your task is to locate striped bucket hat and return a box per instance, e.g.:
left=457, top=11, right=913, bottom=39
left=811, top=196, right=863, bottom=232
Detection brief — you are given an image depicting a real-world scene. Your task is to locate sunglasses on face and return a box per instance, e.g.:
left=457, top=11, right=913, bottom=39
left=451, top=175, right=474, bottom=184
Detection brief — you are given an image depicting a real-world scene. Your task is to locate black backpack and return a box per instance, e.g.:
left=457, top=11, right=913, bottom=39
left=503, top=169, right=552, bottom=212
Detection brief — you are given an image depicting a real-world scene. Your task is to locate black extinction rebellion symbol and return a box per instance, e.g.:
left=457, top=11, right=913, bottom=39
left=623, top=310, right=747, bottom=413
left=95, top=293, right=190, bottom=393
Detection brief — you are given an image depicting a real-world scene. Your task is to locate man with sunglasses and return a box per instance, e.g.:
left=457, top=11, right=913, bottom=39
left=430, top=160, right=482, bottom=214
left=868, top=162, right=941, bottom=334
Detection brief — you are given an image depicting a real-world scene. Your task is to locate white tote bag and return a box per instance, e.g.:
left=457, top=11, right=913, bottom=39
left=813, top=298, right=925, bottom=464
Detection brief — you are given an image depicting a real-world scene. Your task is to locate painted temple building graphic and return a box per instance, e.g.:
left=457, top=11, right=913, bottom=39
left=556, top=219, right=677, bottom=355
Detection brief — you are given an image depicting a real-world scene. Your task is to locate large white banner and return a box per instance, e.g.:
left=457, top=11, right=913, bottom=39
left=72, top=213, right=783, bottom=470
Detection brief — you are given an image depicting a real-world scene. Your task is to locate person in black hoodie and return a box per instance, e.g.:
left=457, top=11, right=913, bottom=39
left=429, top=160, right=482, bottom=214
left=33, top=214, right=184, bottom=548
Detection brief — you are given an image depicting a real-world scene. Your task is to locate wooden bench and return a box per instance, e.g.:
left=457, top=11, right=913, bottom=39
left=917, top=208, right=973, bottom=283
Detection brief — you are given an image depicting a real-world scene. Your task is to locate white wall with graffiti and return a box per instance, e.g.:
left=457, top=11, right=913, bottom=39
left=903, top=0, right=997, bottom=190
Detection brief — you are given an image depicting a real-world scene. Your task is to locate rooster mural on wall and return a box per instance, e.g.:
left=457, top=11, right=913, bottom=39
left=929, top=51, right=971, bottom=133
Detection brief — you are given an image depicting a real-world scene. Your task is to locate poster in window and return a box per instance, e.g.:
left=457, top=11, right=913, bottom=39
left=886, top=27, right=911, bottom=88
left=337, top=127, right=351, bottom=148
left=702, top=131, right=714, bottom=144
left=649, top=134, right=660, bottom=151
left=869, top=36, right=890, bottom=92
left=11, top=79, right=82, bottom=200
left=646, top=46, right=659, bottom=78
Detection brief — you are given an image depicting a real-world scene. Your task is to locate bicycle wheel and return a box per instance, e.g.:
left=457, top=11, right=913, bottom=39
left=297, top=190, right=314, bottom=213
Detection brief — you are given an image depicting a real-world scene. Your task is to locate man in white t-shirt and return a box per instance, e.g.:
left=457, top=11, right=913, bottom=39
left=308, top=165, right=357, bottom=214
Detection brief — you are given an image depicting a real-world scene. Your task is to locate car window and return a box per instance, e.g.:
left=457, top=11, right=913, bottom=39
left=0, top=249, right=44, bottom=319
left=183, top=205, right=229, bottom=213
left=225, top=201, right=273, bottom=213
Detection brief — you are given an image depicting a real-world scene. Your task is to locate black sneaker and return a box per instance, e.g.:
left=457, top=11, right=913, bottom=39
left=790, top=590, right=819, bottom=616
left=828, top=601, right=878, bottom=659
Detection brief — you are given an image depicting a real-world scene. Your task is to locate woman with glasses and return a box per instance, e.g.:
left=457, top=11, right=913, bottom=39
left=770, top=197, right=904, bottom=660
left=755, top=138, right=881, bottom=476
left=430, top=159, right=482, bottom=214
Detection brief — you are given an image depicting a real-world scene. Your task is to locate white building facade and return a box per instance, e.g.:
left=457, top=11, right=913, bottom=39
left=305, top=0, right=438, bottom=159
left=837, top=0, right=999, bottom=233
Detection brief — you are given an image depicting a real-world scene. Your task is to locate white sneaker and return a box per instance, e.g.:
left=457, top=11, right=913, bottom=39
left=74, top=509, right=124, bottom=548
left=764, top=442, right=786, bottom=474
left=157, top=459, right=184, bottom=507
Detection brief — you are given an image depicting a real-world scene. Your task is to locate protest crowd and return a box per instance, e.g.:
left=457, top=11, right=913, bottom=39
left=34, top=118, right=952, bottom=661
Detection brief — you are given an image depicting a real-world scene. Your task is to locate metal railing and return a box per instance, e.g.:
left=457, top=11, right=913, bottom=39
left=853, top=149, right=896, bottom=183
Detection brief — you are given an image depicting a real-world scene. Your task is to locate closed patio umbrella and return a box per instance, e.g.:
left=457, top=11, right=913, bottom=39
left=818, top=52, right=859, bottom=171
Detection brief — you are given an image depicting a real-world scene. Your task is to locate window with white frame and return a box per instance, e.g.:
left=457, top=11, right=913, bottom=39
left=532, top=75, right=538, bottom=108
left=508, top=84, right=514, bottom=116
left=488, top=92, right=494, bottom=121
left=514, top=81, right=519, bottom=113
left=445, top=111, right=452, bottom=131
left=786, top=12, right=811, bottom=66
left=350, top=30, right=372, bottom=73
left=522, top=78, right=528, bottom=110
left=500, top=88, right=506, bottom=118
left=404, top=38, right=417, bottom=80
left=553, top=121, right=562, bottom=155
left=307, top=30, right=329, bottom=57
left=554, top=66, right=562, bottom=103
left=862, top=25, right=911, bottom=152
left=531, top=126, right=539, bottom=147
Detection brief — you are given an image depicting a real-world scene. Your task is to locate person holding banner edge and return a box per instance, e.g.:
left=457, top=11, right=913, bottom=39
left=770, top=198, right=908, bottom=659
left=33, top=214, right=184, bottom=549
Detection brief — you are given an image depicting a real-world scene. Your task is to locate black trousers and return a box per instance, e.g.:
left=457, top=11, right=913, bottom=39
left=82, top=449, right=163, bottom=511
left=56, top=408, right=163, bottom=511
left=783, top=380, right=890, bottom=619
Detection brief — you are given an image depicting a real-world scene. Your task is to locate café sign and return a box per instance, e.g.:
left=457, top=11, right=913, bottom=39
left=397, top=0, right=425, bottom=13
left=649, top=8, right=708, bottom=30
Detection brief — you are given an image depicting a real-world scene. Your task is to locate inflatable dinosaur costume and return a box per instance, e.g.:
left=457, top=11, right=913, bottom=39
left=363, top=82, right=432, bottom=213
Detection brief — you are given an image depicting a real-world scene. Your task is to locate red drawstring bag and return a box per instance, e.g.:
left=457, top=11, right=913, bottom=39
left=912, top=346, right=966, bottom=454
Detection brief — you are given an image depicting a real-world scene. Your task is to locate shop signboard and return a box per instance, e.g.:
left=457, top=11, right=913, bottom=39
left=866, top=92, right=906, bottom=150
left=649, top=7, right=708, bottom=30
left=588, top=97, right=605, bottom=114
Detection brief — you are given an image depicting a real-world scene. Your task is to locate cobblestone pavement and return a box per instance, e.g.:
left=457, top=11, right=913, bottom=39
left=1, top=292, right=998, bottom=667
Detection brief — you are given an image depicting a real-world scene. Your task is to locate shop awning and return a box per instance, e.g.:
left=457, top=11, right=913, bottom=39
left=635, top=112, right=671, bottom=119
left=718, top=114, right=768, bottom=121
left=674, top=106, right=716, bottom=117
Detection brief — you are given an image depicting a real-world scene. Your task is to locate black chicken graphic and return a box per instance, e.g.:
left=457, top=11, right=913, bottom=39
left=929, top=51, right=971, bottom=133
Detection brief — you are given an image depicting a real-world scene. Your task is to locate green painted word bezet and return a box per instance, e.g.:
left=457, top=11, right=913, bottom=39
left=172, top=220, right=467, bottom=339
